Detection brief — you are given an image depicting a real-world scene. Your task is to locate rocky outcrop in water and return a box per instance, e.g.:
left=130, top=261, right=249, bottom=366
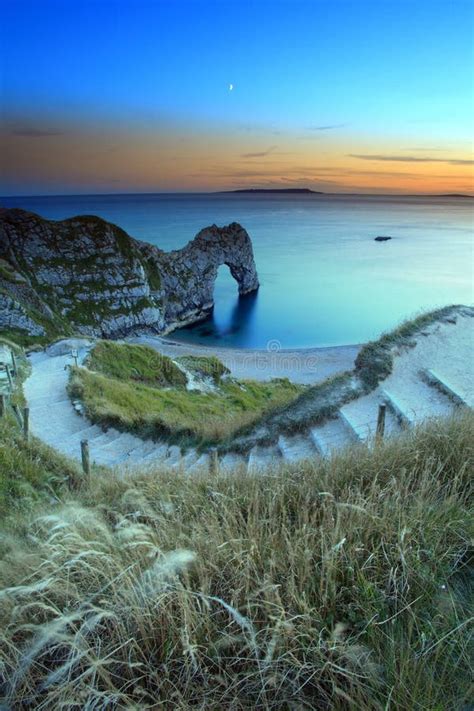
left=0, top=208, right=259, bottom=340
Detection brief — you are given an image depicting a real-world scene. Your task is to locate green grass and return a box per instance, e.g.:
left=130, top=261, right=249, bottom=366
left=176, top=354, right=230, bottom=384
left=86, top=340, right=187, bottom=387
left=0, top=415, right=81, bottom=520
left=0, top=412, right=472, bottom=709
left=69, top=363, right=304, bottom=446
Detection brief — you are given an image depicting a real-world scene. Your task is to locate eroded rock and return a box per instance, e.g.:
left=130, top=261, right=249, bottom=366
left=0, top=209, right=259, bottom=338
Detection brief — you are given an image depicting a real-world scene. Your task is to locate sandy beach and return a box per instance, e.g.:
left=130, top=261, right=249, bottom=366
left=128, top=335, right=361, bottom=384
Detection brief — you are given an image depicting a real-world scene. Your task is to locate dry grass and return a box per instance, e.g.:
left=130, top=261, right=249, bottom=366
left=0, top=412, right=472, bottom=709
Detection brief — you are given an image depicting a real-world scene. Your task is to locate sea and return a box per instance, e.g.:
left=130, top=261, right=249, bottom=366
left=2, top=192, right=473, bottom=349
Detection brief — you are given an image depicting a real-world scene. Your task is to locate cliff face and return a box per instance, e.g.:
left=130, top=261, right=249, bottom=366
left=0, top=208, right=259, bottom=340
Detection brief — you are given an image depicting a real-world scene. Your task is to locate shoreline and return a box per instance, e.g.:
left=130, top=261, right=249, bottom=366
left=127, top=334, right=362, bottom=384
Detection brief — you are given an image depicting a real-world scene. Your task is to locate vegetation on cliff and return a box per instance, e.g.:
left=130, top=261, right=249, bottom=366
left=0, top=208, right=259, bottom=341
left=0, top=409, right=472, bottom=709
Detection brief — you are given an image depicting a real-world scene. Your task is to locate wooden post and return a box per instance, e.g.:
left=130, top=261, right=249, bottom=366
left=81, top=439, right=91, bottom=477
left=12, top=404, right=23, bottom=428
left=210, top=448, right=219, bottom=475
left=72, top=349, right=78, bottom=367
left=376, top=403, right=386, bottom=440
left=11, top=352, right=17, bottom=377
left=6, top=367, right=14, bottom=392
left=23, top=406, right=30, bottom=441
left=0, top=394, right=5, bottom=418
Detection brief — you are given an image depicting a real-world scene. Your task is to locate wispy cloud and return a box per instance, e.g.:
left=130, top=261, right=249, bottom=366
left=349, top=153, right=474, bottom=165
left=240, top=145, right=277, bottom=158
left=10, top=127, right=63, bottom=138
left=306, top=123, right=347, bottom=131
left=406, top=147, right=449, bottom=152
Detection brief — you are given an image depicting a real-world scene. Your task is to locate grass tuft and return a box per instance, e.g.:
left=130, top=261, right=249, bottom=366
left=86, top=340, right=188, bottom=387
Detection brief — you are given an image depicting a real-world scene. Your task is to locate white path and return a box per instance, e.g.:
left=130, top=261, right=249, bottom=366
left=24, top=346, right=191, bottom=473
left=23, top=311, right=473, bottom=475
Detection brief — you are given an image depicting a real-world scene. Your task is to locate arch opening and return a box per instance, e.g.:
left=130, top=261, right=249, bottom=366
left=207, top=264, right=258, bottom=341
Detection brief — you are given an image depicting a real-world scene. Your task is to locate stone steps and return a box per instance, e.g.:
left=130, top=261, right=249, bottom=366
left=248, top=444, right=282, bottom=472
left=278, top=433, right=319, bottom=462
left=142, top=443, right=170, bottom=463
left=187, top=452, right=211, bottom=473
left=309, top=415, right=357, bottom=457
left=340, top=391, right=402, bottom=442
left=424, top=368, right=471, bottom=407
left=219, top=451, right=249, bottom=472
left=381, top=388, right=414, bottom=427
left=89, top=429, right=124, bottom=448
left=23, top=343, right=470, bottom=477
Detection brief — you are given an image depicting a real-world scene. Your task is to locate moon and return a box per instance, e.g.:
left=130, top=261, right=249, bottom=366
left=229, top=83, right=234, bottom=91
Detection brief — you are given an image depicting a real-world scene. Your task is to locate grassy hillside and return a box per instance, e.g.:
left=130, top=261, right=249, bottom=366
left=0, top=411, right=472, bottom=709
left=69, top=342, right=304, bottom=446
left=86, top=340, right=188, bottom=387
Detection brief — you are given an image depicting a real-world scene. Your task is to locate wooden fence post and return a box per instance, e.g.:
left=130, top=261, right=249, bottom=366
left=23, top=407, right=30, bottom=441
left=210, top=448, right=219, bottom=475
left=6, top=367, right=13, bottom=392
left=81, top=439, right=91, bottom=478
left=0, top=394, right=5, bottom=418
left=12, top=404, right=23, bottom=428
left=11, top=353, right=17, bottom=377
left=376, top=404, right=386, bottom=440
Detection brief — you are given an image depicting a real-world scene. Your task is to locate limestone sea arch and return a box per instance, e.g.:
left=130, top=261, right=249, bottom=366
left=0, top=208, right=259, bottom=339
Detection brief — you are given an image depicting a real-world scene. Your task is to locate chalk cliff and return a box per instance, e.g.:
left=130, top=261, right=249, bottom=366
left=0, top=208, right=259, bottom=340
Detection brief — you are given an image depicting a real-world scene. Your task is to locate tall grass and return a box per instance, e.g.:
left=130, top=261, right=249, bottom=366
left=0, top=415, right=80, bottom=519
left=0, top=412, right=472, bottom=709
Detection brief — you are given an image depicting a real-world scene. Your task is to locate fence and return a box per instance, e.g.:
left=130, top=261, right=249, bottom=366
left=0, top=348, right=30, bottom=442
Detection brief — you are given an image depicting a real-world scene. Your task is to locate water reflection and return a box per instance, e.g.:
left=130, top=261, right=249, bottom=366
left=176, top=290, right=259, bottom=346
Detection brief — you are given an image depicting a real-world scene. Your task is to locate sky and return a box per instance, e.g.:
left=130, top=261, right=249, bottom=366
left=0, top=0, right=473, bottom=195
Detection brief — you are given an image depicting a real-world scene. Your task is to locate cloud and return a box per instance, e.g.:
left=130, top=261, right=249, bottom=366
left=406, top=147, right=449, bottom=152
left=349, top=153, right=474, bottom=165
left=10, top=127, right=63, bottom=138
left=306, top=123, right=347, bottom=131
left=240, top=145, right=277, bottom=158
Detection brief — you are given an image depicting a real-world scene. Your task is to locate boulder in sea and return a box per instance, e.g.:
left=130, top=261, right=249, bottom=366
left=374, top=235, right=393, bottom=242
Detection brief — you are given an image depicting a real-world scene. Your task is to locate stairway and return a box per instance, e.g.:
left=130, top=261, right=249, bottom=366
left=23, top=337, right=471, bottom=477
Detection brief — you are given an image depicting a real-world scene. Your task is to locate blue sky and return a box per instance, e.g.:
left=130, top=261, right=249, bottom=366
left=1, top=0, right=473, bottom=194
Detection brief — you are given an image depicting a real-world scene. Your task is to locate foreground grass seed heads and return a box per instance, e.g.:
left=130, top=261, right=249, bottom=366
left=0, top=412, right=472, bottom=709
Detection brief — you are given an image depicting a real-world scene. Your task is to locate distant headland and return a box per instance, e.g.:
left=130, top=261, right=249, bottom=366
left=217, top=188, right=472, bottom=198
left=219, top=188, right=323, bottom=194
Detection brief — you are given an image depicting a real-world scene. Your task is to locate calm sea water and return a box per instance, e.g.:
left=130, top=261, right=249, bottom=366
left=2, top=193, right=473, bottom=348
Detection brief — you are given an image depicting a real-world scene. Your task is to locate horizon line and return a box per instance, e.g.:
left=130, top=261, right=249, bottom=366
left=1, top=189, right=473, bottom=200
